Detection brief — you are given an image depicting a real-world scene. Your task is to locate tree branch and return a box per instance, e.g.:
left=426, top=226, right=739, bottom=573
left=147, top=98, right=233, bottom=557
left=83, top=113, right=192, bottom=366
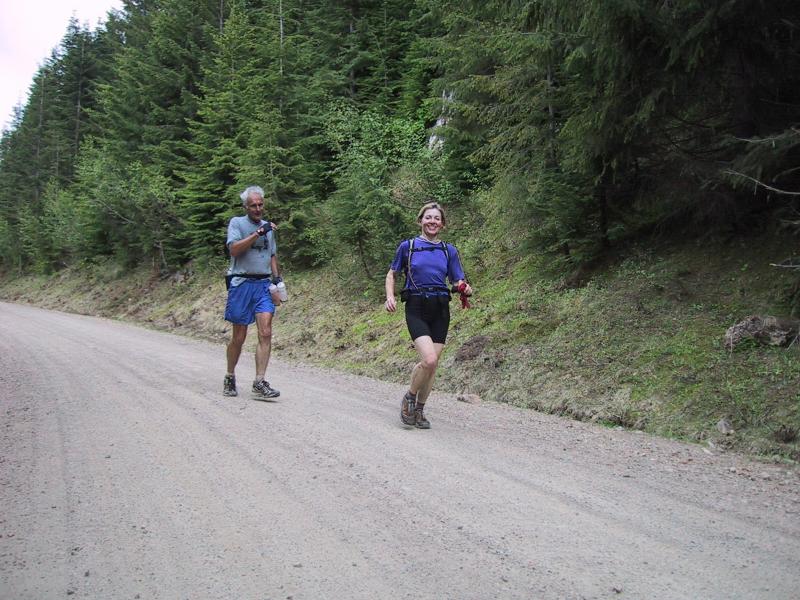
left=723, top=170, right=800, bottom=196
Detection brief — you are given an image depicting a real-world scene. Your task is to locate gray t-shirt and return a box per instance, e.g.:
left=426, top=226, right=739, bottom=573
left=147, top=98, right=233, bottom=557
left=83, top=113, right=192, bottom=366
left=226, top=216, right=277, bottom=287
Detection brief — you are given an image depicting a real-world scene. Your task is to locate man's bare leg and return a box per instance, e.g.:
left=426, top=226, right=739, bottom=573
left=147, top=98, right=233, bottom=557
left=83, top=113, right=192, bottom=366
left=226, top=324, right=248, bottom=374
left=254, top=311, right=274, bottom=381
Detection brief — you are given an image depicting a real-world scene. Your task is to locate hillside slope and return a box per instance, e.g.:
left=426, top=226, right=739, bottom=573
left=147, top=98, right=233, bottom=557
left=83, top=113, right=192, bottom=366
left=2, top=229, right=798, bottom=460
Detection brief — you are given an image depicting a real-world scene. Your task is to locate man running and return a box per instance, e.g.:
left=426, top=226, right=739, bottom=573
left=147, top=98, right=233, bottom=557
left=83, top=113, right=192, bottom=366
left=222, top=185, right=282, bottom=400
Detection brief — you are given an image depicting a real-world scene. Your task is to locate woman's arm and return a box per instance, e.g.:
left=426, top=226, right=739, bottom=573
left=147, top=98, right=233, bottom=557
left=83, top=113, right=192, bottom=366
left=385, top=269, right=397, bottom=312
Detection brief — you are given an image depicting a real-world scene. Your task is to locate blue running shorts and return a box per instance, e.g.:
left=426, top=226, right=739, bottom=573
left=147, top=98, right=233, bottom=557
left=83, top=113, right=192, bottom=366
left=224, top=279, right=275, bottom=325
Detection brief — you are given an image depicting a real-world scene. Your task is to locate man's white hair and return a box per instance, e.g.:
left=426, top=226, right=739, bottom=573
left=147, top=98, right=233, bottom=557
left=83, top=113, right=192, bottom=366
left=240, top=185, right=265, bottom=206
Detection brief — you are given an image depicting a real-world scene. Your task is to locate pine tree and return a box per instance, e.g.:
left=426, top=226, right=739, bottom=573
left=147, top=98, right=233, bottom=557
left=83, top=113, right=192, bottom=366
left=235, top=0, right=330, bottom=266
left=177, top=1, right=260, bottom=261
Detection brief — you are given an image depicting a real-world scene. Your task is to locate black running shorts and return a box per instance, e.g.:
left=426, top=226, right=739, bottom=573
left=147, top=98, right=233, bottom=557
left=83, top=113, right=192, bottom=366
left=404, top=294, right=450, bottom=343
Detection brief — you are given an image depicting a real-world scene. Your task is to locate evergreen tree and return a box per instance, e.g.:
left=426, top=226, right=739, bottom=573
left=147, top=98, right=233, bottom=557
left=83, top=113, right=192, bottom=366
left=2, top=0, right=798, bottom=274
left=424, top=0, right=800, bottom=266
left=321, top=101, right=432, bottom=278
left=92, top=0, right=219, bottom=176
left=177, top=1, right=261, bottom=261
left=236, top=0, right=331, bottom=266
left=82, top=0, right=225, bottom=266
left=0, top=109, right=28, bottom=270
left=303, top=0, right=415, bottom=109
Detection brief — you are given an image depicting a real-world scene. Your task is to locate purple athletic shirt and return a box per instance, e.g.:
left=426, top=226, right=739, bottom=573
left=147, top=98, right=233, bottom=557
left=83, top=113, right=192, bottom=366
left=390, top=237, right=466, bottom=292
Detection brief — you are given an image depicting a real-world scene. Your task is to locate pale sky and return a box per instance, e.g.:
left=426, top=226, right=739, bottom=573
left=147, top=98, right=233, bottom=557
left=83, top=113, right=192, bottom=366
left=0, top=0, right=123, bottom=131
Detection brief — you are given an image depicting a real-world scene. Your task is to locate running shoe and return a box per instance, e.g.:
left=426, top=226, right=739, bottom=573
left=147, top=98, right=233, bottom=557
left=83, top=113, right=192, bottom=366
left=223, top=374, right=238, bottom=397
left=401, top=392, right=416, bottom=426
left=253, top=379, right=280, bottom=399
left=414, top=406, right=431, bottom=429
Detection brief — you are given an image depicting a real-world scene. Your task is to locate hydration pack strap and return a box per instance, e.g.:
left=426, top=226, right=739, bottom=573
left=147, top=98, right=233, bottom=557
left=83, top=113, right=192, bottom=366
left=406, top=237, right=450, bottom=293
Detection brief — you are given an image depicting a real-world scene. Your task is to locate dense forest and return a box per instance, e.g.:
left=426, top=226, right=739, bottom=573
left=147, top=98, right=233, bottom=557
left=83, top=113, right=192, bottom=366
left=1, top=0, right=799, bottom=287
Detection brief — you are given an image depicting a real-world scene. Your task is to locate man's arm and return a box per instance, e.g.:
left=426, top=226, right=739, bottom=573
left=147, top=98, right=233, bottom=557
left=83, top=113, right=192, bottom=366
left=271, top=254, right=279, bottom=278
left=228, top=222, right=273, bottom=258
left=228, top=231, right=260, bottom=258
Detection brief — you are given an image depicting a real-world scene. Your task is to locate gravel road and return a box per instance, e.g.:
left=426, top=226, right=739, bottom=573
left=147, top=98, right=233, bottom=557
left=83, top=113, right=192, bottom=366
left=1, top=302, right=798, bottom=600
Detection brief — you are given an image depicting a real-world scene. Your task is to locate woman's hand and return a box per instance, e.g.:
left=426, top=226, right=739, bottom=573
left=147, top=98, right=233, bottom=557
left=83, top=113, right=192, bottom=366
left=457, top=281, right=473, bottom=296
left=385, top=296, right=397, bottom=312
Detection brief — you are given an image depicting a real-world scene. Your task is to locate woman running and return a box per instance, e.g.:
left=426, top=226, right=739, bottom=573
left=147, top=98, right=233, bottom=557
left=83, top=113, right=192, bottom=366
left=385, top=201, right=473, bottom=428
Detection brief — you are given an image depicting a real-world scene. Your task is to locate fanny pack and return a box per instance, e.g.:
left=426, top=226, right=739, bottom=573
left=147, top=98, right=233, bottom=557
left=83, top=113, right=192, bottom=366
left=400, top=286, right=451, bottom=302
left=224, top=273, right=271, bottom=290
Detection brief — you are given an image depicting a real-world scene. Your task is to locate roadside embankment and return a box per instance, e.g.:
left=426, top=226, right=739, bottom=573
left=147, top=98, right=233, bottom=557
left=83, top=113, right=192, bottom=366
left=1, top=230, right=798, bottom=461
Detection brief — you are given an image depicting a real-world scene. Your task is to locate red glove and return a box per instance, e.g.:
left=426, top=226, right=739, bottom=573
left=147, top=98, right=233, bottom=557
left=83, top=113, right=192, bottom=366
left=457, top=282, right=471, bottom=309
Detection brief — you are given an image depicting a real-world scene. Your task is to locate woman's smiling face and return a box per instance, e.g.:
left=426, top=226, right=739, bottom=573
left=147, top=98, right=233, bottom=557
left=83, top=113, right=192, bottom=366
left=419, top=208, right=444, bottom=237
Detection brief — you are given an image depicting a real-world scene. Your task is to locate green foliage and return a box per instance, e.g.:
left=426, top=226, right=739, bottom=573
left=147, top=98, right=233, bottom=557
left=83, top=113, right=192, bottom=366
left=424, top=0, right=800, bottom=266
left=91, top=0, right=220, bottom=184
left=234, top=0, right=326, bottom=267
left=176, top=2, right=263, bottom=261
left=1, top=0, right=799, bottom=279
left=72, top=143, right=180, bottom=269
left=0, top=217, right=14, bottom=271
left=321, top=102, right=457, bottom=281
